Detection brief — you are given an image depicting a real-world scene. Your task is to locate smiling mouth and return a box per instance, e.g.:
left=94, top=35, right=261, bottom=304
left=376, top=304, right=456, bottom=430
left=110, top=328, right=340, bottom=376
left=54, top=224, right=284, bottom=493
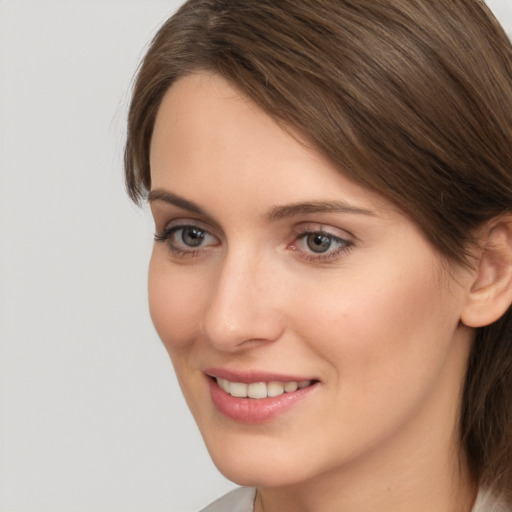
left=214, top=377, right=315, bottom=399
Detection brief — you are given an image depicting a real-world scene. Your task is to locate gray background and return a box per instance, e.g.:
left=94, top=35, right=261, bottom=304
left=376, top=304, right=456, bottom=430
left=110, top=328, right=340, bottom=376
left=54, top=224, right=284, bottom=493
left=0, top=1, right=511, bottom=510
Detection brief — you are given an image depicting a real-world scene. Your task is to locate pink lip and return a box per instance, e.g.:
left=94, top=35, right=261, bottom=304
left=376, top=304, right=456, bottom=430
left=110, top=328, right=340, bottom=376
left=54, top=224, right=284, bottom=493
left=204, top=369, right=319, bottom=424
left=205, top=367, right=316, bottom=384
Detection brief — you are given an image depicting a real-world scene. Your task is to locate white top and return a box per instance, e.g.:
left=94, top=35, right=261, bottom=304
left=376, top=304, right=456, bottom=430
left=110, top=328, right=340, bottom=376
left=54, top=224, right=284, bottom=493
left=200, top=486, right=509, bottom=512
left=200, top=487, right=256, bottom=512
left=472, top=489, right=510, bottom=512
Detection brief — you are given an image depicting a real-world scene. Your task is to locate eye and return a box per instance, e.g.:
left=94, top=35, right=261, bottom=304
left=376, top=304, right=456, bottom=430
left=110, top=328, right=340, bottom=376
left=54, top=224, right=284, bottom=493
left=179, top=226, right=208, bottom=247
left=154, top=223, right=219, bottom=257
left=290, top=226, right=353, bottom=261
left=304, top=232, right=336, bottom=253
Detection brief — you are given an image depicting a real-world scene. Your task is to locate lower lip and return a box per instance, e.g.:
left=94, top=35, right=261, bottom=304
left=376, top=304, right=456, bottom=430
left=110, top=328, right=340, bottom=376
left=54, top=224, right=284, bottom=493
left=207, top=377, right=317, bottom=424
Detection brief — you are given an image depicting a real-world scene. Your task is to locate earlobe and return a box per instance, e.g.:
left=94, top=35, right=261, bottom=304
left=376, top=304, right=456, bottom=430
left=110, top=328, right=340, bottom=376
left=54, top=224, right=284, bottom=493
left=461, top=216, right=512, bottom=328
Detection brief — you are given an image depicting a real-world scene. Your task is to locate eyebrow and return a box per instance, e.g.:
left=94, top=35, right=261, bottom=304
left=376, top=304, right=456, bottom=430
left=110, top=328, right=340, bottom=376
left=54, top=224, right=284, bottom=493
left=148, top=188, right=374, bottom=220
left=267, top=201, right=374, bottom=221
left=147, top=189, right=205, bottom=215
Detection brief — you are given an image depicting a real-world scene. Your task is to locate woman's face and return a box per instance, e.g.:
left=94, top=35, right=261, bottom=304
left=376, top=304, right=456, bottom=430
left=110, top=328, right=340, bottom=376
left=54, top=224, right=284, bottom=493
left=148, top=73, right=475, bottom=487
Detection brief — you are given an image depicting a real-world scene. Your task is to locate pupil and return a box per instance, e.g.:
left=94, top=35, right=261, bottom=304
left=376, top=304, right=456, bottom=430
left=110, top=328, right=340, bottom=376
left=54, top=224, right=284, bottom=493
left=182, top=228, right=205, bottom=247
left=307, top=233, right=331, bottom=253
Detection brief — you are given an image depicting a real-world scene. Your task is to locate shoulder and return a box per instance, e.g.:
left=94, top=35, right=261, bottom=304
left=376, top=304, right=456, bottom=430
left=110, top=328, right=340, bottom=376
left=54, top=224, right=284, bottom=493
left=200, top=487, right=257, bottom=512
left=200, top=486, right=511, bottom=512
left=472, top=489, right=511, bottom=512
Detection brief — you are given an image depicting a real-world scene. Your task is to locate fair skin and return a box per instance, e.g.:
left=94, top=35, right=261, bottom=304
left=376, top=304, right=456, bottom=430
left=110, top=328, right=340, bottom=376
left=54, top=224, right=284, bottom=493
left=148, top=73, right=479, bottom=512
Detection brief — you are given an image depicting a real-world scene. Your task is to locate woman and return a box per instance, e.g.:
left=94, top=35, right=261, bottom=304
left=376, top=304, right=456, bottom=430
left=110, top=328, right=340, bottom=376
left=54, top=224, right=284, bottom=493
left=124, top=1, right=512, bottom=510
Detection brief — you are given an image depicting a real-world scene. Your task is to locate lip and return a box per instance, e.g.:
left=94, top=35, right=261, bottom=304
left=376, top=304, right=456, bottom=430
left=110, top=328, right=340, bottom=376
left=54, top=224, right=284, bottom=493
left=204, top=368, right=319, bottom=424
left=205, top=367, right=317, bottom=384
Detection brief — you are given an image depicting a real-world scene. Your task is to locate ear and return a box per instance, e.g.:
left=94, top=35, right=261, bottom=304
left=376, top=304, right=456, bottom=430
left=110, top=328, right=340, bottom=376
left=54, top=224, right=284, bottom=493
left=461, top=215, right=512, bottom=328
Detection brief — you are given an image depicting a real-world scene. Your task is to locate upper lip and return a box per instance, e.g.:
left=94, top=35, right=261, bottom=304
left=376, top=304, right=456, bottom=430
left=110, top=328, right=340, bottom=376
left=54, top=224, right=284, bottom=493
left=204, top=367, right=318, bottom=384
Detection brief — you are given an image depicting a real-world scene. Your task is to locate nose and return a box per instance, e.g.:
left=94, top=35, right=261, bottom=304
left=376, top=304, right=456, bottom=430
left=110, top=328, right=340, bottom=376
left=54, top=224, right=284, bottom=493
left=201, top=250, right=285, bottom=352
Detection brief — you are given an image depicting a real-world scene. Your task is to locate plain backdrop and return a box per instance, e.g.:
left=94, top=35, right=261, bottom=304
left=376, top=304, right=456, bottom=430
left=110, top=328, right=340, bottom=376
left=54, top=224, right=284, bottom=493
left=0, top=1, right=511, bottom=511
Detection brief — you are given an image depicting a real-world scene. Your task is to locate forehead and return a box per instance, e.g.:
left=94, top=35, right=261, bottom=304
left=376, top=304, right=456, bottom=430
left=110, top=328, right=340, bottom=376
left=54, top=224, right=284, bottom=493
left=150, top=72, right=311, bottom=178
left=149, top=73, right=395, bottom=216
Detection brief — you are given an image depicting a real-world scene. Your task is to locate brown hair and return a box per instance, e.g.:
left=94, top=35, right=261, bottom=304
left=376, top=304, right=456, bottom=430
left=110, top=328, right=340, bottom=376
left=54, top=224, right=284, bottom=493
left=125, top=0, right=512, bottom=500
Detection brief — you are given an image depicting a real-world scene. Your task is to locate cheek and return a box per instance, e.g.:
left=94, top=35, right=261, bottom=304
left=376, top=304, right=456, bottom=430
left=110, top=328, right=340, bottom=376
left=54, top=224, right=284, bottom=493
left=281, top=264, right=467, bottom=460
left=294, top=260, right=462, bottom=394
left=148, top=255, right=205, bottom=352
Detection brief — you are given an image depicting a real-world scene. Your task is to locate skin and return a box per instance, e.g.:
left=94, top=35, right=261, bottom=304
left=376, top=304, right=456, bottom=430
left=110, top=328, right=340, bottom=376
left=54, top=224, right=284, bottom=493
left=148, top=72, right=477, bottom=512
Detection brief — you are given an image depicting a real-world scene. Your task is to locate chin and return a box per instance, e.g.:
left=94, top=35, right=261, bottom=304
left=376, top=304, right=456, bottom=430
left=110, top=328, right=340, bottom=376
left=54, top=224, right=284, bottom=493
left=214, top=457, right=308, bottom=488
left=203, top=435, right=321, bottom=488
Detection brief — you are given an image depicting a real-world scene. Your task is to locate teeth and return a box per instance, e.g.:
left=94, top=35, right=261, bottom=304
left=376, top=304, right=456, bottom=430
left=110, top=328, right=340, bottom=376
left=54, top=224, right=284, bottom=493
left=268, top=381, right=285, bottom=397
left=218, top=378, right=230, bottom=393
left=284, top=381, right=298, bottom=392
left=230, top=382, right=248, bottom=398
left=216, top=378, right=313, bottom=399
left=248, top=382, right=267, bottom=399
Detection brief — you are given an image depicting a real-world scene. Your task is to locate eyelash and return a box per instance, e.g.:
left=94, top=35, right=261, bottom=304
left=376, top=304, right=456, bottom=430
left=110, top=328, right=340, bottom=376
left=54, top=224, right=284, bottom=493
left=154, top=224, right=217, bottom=258
left=291, top=226, right=353, bottom=262
left=154, top=224, right=354, bottom=262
